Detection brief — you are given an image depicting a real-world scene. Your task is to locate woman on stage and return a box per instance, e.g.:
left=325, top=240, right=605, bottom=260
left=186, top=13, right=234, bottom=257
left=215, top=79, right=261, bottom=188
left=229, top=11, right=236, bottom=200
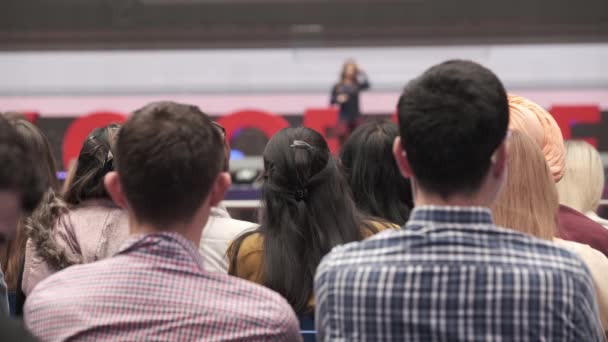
left=330, top=60, right=370, bottom=143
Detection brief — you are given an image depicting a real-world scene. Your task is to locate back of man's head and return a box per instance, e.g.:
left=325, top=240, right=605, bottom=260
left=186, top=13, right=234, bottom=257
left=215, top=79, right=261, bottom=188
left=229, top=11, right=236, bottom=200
left=114, top=101, right=225, bottom=227
left=397, top=60, right=509, bottom=198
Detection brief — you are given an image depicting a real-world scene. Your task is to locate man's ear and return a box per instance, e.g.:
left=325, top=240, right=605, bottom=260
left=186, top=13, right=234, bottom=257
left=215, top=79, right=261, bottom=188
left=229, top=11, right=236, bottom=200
left=209, top=172, right=231, bottom=208
left=393, top=137, right=413, bottom=179
left=491, top=140, right=508, bottom=179
left=104, top=172, right=128, bottom=209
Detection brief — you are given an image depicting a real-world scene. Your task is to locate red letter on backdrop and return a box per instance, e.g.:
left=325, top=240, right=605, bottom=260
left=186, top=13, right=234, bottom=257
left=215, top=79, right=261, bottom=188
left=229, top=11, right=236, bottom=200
left=216, top=109, right=289, bottom=141
left=303, top=108, right=339, bottom=153
left=20, top=112, right=40, bottom=124
left=62, top=111, right=127, bottom=169
left=550, top=105, right=600, bottom=147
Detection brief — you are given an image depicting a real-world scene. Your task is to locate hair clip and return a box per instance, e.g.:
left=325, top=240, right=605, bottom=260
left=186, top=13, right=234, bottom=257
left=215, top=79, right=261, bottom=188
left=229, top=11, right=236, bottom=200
left=294, top=188, right=308, bottom=201
left=290, top=140, right=314, bottom=150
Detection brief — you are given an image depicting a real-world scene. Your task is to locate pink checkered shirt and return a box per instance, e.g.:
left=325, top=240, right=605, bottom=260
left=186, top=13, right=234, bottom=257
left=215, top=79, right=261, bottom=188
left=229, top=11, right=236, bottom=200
left=24, top=232, right=302, bottom=341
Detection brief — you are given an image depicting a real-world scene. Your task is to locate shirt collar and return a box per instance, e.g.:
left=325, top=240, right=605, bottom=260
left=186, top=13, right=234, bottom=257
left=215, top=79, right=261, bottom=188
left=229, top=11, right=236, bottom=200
left=117, top=231, right=205, bottom=271
left=407, top=205, right=494, bottom=226
left=210, top=204, right=231, bottom=219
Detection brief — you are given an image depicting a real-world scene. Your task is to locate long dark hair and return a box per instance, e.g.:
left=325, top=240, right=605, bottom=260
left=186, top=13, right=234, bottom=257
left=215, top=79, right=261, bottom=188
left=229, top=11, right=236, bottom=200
left=340, top=120, right=413, bottom=225
left=0, top=115, right=58, bottom=290
left=27, top=123, right=121, bottom=269
left=229, top=127, right=376, bottom=314
left=64, top=124, right=120, bottom=205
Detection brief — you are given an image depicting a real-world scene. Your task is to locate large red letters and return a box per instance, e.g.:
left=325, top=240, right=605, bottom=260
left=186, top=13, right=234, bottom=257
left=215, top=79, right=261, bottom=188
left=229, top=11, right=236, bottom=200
left=34, top=104, right=606, bottom=169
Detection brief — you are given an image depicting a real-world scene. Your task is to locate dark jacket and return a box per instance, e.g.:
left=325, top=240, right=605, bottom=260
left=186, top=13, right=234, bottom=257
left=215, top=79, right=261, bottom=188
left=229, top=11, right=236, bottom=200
left=330, top=75, right=370, bottom=122
left=0, top=318, right=38, bottom=342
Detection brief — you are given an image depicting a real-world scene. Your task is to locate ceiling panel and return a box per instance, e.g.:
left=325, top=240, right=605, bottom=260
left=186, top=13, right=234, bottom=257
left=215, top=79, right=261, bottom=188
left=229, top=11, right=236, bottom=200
left=0, top=0, right=606, bottom=50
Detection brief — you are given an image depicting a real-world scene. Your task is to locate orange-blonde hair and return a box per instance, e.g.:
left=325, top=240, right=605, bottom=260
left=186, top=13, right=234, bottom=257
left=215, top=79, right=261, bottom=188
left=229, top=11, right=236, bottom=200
left=508, top=94, right=565, bottom=182
left=491, top=130, right=558, bottom=240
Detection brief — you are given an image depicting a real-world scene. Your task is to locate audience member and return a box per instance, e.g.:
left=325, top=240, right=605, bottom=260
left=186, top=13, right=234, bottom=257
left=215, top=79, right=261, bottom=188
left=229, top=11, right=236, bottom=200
left=508, top=94, right=608, bottom=257
left=22, top=124, right=129, bottom=295
left=508, top=94, right=565, bottom=181
left=229, top=127, right=390, bottom=316
left=556, top=140, right=608, bottom=228
left=199, top=121, right=258, bottom=273
left=0, top=116, right=59, bottom=315
left=314, top=60, right=604, bottom=341
left=201, top=202, right=257, bottom=273
left=24, top=101, right=301, bottom=341
left=0, top=114, right=44, bottom=340
left=492, top=130, right=608, bottom=330
left=340, top=120, right=413, bottom=225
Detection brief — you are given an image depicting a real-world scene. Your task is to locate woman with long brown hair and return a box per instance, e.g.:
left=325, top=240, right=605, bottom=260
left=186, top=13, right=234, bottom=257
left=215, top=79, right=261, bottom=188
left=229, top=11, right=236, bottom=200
left=22, top=123, right=130, bottom=295
left=228, top=127, right=390, bottom=318
left=0, top=114, right=59, bottom=315
left=492, top=130, right=608, bottom=331
left=330, top=59, right=370, bottom=143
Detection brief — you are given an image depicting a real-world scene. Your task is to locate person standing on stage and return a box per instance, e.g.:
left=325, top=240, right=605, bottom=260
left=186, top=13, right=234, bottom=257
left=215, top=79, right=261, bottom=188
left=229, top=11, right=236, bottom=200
left=330, top=60, right=370, bottom=142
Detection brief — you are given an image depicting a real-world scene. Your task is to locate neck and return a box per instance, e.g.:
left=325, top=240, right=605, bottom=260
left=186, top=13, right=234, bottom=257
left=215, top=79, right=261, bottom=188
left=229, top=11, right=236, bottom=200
left=128, top=216, right=203, bottom=246
left=415, top=194, right=487, bottom=208
left=413, top=186, right=491, bottom=209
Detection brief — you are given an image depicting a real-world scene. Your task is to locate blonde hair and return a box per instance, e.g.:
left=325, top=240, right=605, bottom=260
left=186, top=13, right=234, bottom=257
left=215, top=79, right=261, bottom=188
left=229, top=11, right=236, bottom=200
left=492, top=130, right=558, bottom=240
left=556, top=140, right=605, bottom=213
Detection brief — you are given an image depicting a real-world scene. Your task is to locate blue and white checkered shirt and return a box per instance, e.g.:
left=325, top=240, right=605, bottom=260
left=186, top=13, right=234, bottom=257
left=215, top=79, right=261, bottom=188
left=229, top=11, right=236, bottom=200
left=314, top=206, right=604, bottom=341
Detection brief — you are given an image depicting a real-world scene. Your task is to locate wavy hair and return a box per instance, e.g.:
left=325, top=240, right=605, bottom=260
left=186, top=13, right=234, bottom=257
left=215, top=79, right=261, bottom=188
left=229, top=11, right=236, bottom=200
left=229, top=127, right=376, bottom=314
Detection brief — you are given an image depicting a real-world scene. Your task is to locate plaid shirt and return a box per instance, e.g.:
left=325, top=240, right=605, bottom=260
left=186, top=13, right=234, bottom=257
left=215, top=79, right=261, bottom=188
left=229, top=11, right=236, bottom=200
left=25, top=232, right=302, bottom=341
left=315, top=206, right=604, bottom=341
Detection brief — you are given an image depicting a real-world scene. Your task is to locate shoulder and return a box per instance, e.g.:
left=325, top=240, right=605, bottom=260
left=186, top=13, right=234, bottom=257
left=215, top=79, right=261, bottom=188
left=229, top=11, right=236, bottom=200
left=227, top=232, right=264, bottom=281
left=27, top=256, right=121, bottom=303
left=495, top=228, right=592, bottom=273
left=503, top=235, right=600, bottom=303
left=362, top=220, right=399, bottom=238
left=317, top=229, right=401, bottom=275
left=555, top=238, right=608, bottom=276
left=67, top=200, right=123, bottom=220
left=234, top=232, right=264, bottom=254
left=559, top=205, right=607, bottom=233
left=216, top=273, right=284, bottom=305
left=25, top=262, right=103, bottom=319
left=202, top=217, right=258, bottom=241
left=206, top=273, right=299, bottom=330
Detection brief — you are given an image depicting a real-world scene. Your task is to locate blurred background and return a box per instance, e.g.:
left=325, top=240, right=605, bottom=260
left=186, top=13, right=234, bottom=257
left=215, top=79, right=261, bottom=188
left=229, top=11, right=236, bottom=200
left=1, top=0, right=607, bottom=219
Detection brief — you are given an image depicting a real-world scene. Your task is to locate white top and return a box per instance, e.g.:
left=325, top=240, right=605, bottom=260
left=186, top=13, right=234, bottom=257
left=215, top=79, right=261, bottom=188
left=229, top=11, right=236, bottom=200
left=554, top=238, right=608, bottom=330
left=200, top=204, right=257, bottom=273
left=586, top=211, right=608, bottom=230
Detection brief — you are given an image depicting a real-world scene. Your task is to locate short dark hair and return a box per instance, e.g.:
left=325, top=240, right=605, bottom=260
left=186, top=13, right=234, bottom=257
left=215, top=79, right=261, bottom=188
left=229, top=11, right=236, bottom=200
left=340, top=120, right=412, bottom=225
left=115, top=101, right=225, bottom=226
left=0, top=115, right=45, bottom=212
left=397, top=60, right=509, bottom=197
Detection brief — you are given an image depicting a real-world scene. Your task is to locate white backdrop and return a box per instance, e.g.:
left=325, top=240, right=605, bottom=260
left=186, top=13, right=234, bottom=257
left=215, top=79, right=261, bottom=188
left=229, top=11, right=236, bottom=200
left=0, top=43, right=606, bottom=95
left=0, top=43, right=607, bottom=116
